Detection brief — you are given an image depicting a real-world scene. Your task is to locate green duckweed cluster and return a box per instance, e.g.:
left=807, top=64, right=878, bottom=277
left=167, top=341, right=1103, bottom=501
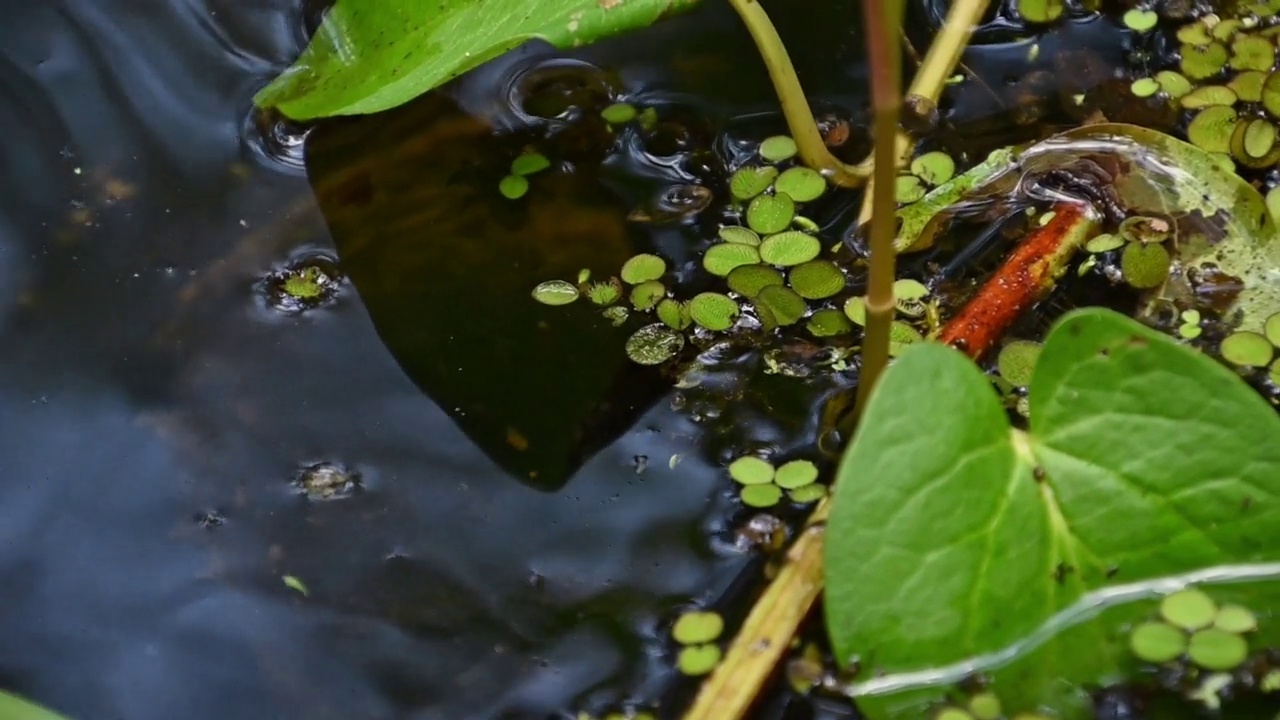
left=931, top=690, right=1048, bottom=720
left=1129, top=587, right=1256, bottom=670
left=1219, top=312, right=1280, bottom=383
left=1076, top=215, right=1174, bottom=290
left=727, top=455, right=825, bottom=508
left=501, top=102, right=651, bottom=199
left=672, top=609, right=726, bottom=676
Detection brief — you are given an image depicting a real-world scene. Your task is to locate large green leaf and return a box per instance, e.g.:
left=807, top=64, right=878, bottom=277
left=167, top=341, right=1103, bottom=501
left=255, top=0, right=698, bottom=120
left=825, top=308, right=1280, bottom=718
left=0, top=691, right=72, bottom=720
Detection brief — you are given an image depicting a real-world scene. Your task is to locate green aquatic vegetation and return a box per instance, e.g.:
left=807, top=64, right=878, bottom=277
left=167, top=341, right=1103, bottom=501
left=759, top=135, right=798, bottom=162
left=1122, top=8, right=1157, bottom=33
left=726, top=264, right=784, bottom=297
left=996, top=340, right=1042, bottom=387
left=625, top=323, right=684, bottom=365
left=1084, top=233, right=1124, bottom=253
left=689, top=292, right=740, bottom=331
left=759, top=230, right=820, bottom=267
left=1187, top=628, right=1249, bottom=670
left=773, top=459, right=818, bottom=489
left=628, top=280, right=666, bottom=310
left=1129, top=77, right=1160, bottom=98
left=909, top=151, right=955, bottom=187
left=740, top=483, right=783, bottom=508
left=1158, top=70, right=1193, bottom=98
left=498, top=174, right=529, bottom=199
left=601, top=102, right=637, bottom=125
left=656, top=298, right=692, bottom=331
left=730, top=166, right=780, bottom=201
left=746, top=193, right=796, bottom=235
left=1181, top=42, right=1229, bottom=80
left=788, top=483, right=826, bottom=504
left=255, top=0, right=698, bottom=119
left=754, top=285, right=807, bottom=327
left=1187, top=106, right=1236, bottom=153
left=1160, top=587, right=1217, bottom=630
left=1130, top=621, right=1187, bottom=663
left=1220, top=331, right=1273, bottom=367
left=806, top=308, right=852, bottom=337
left=531, top=279, right=580, bottom=306
left=678, top=643, right=723, bottom=676
left=719, top=225, right=761, bottom=246
left=587, top=279, right=621, bottom=306
left=1214, top=604, right=1258, bottom=633
left=787, top=260, right=845, bottom=299
left=894, top=174, right=927, bottom=204
left=673, top=610, right=725, bottom=644
left=511, top=151, right=551, bottom=176
left=283, top=574, right=310, bottom=596
left=826, top=309, right=1280, bottom=720
left=0, top=690, right=72, bottom=720
left=281, top=266, right=329, bottom=300
left=602, top=305, right=629, bottom=326
left=620, top=253, right=666, bottom=284
left=774, top=167, right=826, bottom=202
left=1016, top=0, right=1062, bottom=24
left=966, top=693, right=1001, bottom=720
left=704, top=242, right=762, bottom=277
left=1119, top=241, right=1171, bottom=289
left=728, top=455, right=775, bottom=486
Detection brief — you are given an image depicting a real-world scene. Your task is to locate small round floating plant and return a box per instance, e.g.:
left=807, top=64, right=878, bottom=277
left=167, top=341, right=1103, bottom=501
left=1128, top=586, right=1259, bottom=673
left=671, top=609, right=725, bottom=676
left=728, top=454, right=823, bottom=507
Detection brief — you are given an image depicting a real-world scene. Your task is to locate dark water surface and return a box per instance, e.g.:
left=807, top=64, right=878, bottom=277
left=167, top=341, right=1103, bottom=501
left=0, top=1, right=1122, bottom=718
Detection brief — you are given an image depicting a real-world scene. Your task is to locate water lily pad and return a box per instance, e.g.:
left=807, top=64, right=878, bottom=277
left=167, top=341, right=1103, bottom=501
left=807, top=308, right=853, bottom=337
left=1159, top=588, right=1217, bottom=630
left=726, top=264, right=784, bottom=297
left=740, top=483, right=783, bottom=508
left=1187, top=628, right=1249, bottom=670
left=755, top=285, right=808, bottom=326
left=1130, top=621, right=1187, bottom=663
left=532, top=279, right=580, bottom=305
left=910, top=151, right=956, bottom=186
left=759, top=135, right=798, bottom=162
left=730, top=166, right=780, bottom=201
left=620, top=253, right=667, bottom=284
left=728, top=455, right=775, bottom=485
left=719, top=225, right=761, bottom=246
left=788, top=260, right=845, bottom=299
left=1220, top=331, right=1274, bottom=367
left=625, top=323, right=684, bottom=365
left=774, top=459, right=818, bottom=489
left=775, top=166, right=827, bottom=202
left=689, top=292, right=740, bottom=331
left=746, top=193, right=796, bottom=235
left=760, top=230, right=821, bottom=267
left=704, top=242, right=762, bottom=277
left=672, top=611, right=724, bottom=644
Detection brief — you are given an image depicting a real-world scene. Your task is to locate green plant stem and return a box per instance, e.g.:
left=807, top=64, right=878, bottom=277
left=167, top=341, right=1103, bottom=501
left=855, top=0, right=990, bottom=224
left=725, top=0, right=867, bottom=188
left=852, top=0, right=905, bottom=418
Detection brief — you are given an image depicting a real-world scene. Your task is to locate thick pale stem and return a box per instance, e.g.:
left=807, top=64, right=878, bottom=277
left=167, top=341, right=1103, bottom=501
left=852, top=0, right=905, bottom=416
left=725, top=0, right=867, bottom=187
left=855, top=0, right=991, bottom=223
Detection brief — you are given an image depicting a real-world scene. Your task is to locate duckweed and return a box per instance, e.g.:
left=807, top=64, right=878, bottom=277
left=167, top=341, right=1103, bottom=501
left=1187, top=628, right=1249, bottom=670
left=499, top=174, right=529, bottom=199
left=1016, top=0, right=1063, bottom=24
left=788, top=260, right=845, bottom=299
left=756, top=285, right=808, bottom=326
left=719, top=225, right=761, bottom=245
left=997, top=340, right=1043, bottom=387
left=689, top=292, right=740, bottom=331
left=629, top=280, right=666, bottom=310
left=704, top=242, right=761, bottom=276
left=740, top=483, right=784, bottom=508
left=806, top=308, right=852, bottom=337
left=1158, top=70, right=1194, bottom=98
left=728, top=455, right=775, bottom=485
left=1130, top=77, right=1160, bottom=98
left=774, top=166, right=826, bottom=202
left=759, top=230, right=821, bottom=266
left=1187, top=106, right=1237, bottom=153
left=625, top=324, right=684, bottom=365
left=1213, top=604, right=1258, bottom=633
left=1085, top=233, right=1125, bottom=253
left=511, top=151, right=551, bottom=176
left=788, top=483, right=827, bottom=503
left=1160, top=587, right=1217, bottom=630
left=746, top=193, right=796, bottom=235
left=1120, top=242, right=1171, bottom=289
left=620, top=253, right=667, bottom=284
left=656, top=298, right=692, bottom=330
left=967, top=693, right=1001, bottom=720
left=1220, top=331, right=1274, bottom=366
left=773, top=460, right=818, bottom=489
left=759, top=135, right=798, bottom=162
left=532, top=279, right=580, bottom=306
left=672, top=611, right=724, bottom=644
left=1265, top=312, right=1280, bottom=345
left=601, top=102, right=637, bottom=124
left=1130, top=620, right=1187, bottom=662
left=727, top=264, right=785, bottom=296
left=677, top=644, right=722, bottom=676
left=910, top=151, right=956, bottom=186
left=895, top=174, right=927, bottom=204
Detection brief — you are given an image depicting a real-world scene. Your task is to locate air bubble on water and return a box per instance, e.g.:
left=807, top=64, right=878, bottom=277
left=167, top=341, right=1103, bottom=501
left=505, top=58, right=618, bottom=125
left=256, top=248, right=345, bottom=315
left=242, top=107, right=311, bottom=175
left=293, top=461, right=362, bottom=501
left=627, top=184, right=713, bottom=224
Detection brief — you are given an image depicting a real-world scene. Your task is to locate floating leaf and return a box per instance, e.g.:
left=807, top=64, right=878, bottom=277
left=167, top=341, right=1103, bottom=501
left=1122, top=8, right=1158, bottom=32
left=1187, top=628, right=1248, bottom=670
left=1159, top=588, right=1217, bottom=630
left=967, top=693, right=1001, bottom=720
left=625, top=323, right=684, bottom=365
left=728, top=455, right=775, bottom=485
left=532, top=279, right=580, bottom=305
left=1120, top=238, right=1171, bottom=289
left=788, top=483, right=827, bottom=503
left=1230, top=35, right=1275, bottom=72
left=774, top=459, right=818, bottom=489
left=629, top=280, right=666, bottom=310
left=1220, top=331, right=1274, bottom=367
left=726, top=264, right=785, bottom=297
left=255, top=0, right=700, bottom=120
left=500, top=174, right=530, bottom=199
left=1214, top=604, right=1258, bottom=633
left=806, top=308, right=853, bottom=337
left=601, top=102, right=637, bottom=124
left=746, top=194, right=796, bottom=235
left=730, top=166, right=780, bottom=201
left=1187, top=106, right=1237, bottom=153
left=656, top=298, right=691, bottom=330
left=788, top=260, right=845, bottom=299
left=587, top=279, right=622, bottom=306
left=775, top=167, right=827, bottom=202
left=704, top=242, right=762, bottom=277
left=910, top=151, right=956, bottom=186
left=620, top=253, right=667, bottom=284
left=688, top=292, right=739, bottom=331
left=1179, top=85, right=1236, bottom=109
left=1181, top=42, right=1229, bottom=80
left=843, top=296, right=867, bottom=325
left=759, top=230, right=821, bottom=267
left=741, top=483, right=783, bottom=508
left=1130, top=621, right=1187, bottom=663
left=996, top=340, right=1042, bottom=387
left=1158, top=70, right=1194, bottom=98
left=760, top=135, right=798, bottom=162
left=1017, top=0, right=1063, bottom=23
left=719, top=225, right=761, bottom=246
left=672, top=611, right=724, bottom=644
left=755, top=285, right=808, bottom=326
left=895, top=175, right=927, bottom=204
left=0, top=691, right=73, bottom=720
left=1229, top=70, right=1265, bottom=102
left=826, top=308, right=1280, bottom=719
left=511, top=151, right=551, bottom=176
left=1130, top=77, right=1160, bottom=98
left=1085, top=233, right=1124, bottom=253
left=888, top=321, right=922, bottom=357
left=678, top=644, right=722, bottom=676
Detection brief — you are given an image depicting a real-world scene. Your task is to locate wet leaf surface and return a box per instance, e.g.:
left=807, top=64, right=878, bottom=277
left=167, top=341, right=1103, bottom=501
left=256, top=0, right=700, bottom=119
left=826, top=308, right=1280, bottom=719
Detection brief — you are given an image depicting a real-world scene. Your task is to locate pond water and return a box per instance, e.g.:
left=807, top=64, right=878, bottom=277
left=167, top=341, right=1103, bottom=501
left=0, top=2, right=1157, bottom=719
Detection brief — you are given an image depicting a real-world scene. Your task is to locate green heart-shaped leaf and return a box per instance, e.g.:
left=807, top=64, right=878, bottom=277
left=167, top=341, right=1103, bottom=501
left=825, top=308, right=1280, bottom=718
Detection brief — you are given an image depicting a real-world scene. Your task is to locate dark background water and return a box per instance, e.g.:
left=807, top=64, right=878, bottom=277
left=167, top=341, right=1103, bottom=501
left=0, top=1, right=1125, bottom=718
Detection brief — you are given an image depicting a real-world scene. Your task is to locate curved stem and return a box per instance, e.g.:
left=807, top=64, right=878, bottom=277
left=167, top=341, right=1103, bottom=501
left=726, top=0, right=867, bottom=188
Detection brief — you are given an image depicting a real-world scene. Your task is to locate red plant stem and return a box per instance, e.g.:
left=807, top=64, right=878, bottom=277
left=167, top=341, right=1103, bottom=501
left=938, top=202, right=1099, bottom=360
